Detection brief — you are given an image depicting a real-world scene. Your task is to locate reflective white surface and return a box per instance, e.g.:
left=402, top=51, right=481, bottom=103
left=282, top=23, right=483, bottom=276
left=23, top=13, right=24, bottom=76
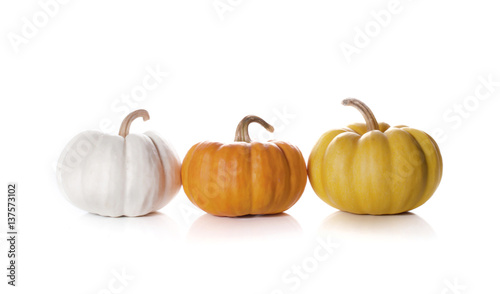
left=320, top=211, right=436, bottom=242
left=1, top=0, right=500, bottom=293
left=187, top=213, right=302, bottom=243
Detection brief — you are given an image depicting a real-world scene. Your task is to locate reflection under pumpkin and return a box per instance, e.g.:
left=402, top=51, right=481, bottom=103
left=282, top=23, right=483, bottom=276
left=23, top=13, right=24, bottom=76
left=319, top=211, right=436, bottom=243
left=187, top=213, right=302, bottom=243
left=65, top=211, right=181, bottom=243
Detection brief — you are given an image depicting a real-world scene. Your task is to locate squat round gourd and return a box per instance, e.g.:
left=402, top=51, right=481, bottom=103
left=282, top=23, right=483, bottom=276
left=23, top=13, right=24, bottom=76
left=308, top=98, right=443, bottom=215
left=57, top=109, right=181, bottom=217
left=182, top=115, right=308, bottom=217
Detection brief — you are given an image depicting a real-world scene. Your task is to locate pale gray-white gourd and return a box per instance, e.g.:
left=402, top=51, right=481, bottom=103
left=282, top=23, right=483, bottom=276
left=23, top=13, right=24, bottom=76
left=57, top=109, right=181, bottom=217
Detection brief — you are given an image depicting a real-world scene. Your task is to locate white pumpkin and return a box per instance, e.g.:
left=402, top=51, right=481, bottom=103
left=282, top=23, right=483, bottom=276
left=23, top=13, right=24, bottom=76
left=57, top=110, right=181, bottom=217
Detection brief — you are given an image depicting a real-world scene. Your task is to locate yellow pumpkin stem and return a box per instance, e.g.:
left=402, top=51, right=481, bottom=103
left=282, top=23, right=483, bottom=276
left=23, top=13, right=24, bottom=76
left=119, top=109, right=150, bottom=138
left=342, top=98, right=380, bottom=131
left=234, top=115, right=274, bottom=143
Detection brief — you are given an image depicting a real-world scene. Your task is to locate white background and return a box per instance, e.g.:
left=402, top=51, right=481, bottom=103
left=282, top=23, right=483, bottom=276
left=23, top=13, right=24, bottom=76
left=1, top=0, right=499, bottom=293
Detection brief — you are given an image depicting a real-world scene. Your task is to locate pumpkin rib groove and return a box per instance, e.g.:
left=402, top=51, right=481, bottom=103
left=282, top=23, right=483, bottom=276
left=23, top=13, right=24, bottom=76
left=351, top=135, right=366, bottom=214
left=185, top=142, right=206, bottom=210
left=385, top=131, right=397, bottom=214
left=323, top=132, right=356, bottom=212
left=322, top=137, right=339, bottom=211
left=271, top=143, right=283, bottom=215
left=397, top=128, right=429, bottom=213
left=427, top=132, right=443, bottom=184
left=386, top=129, right=403, bottom=214
left=403, top=128, right=443, bottom=210
left=278, top=143, right=293, bottom=212
left=121, top=135, right=128, bottom=216
left=248, top=144, right=254, bottom=215
left=275, top=142, right=306, bottom=214
left=145, top=134, right=167, bottom=212
left=324, top=137, right=339, bottom=210
left=272, top=142, right=290, bottom=214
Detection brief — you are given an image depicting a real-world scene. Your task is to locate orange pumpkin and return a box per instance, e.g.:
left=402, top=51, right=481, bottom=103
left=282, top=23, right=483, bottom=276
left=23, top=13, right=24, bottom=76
left=182, top=115, right=307, bottom=217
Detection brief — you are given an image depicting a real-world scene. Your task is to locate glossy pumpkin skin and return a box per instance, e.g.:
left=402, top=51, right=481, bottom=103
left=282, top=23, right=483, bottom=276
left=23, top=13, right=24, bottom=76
left=182, top=117, right=307, bottom=217
left=308, top=100, right=443, bottom=215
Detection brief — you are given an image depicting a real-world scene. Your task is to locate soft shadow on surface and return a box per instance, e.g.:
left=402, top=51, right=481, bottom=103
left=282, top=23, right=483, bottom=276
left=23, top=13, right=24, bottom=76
left=65, top=211, right=181, bottom=242
left=320, top=211, right=436, bottom=243
left=187, top=213, right=302, bottom=243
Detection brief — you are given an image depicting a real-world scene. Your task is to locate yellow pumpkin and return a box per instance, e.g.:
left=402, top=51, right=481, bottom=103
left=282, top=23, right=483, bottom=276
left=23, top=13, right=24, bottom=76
left=182, top=115, right=307, bottom=217
left=308, top=98, right=443, bottom=215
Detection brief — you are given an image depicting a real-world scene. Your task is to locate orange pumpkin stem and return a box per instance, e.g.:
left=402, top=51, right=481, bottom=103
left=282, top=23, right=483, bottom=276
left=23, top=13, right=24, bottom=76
left=119, top=109, right=150, bottom=138
left=234, top=115, right=274, bottom=143
left=342, top=98, right=380, bottom=131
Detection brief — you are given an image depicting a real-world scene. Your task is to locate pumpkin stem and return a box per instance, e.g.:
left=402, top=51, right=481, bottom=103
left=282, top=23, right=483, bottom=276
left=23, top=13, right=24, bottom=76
left=119, top=109, right=150, bottom=138
left=342, top=98, right=380, bottom=131
left=234, top=115, right=274, bottom=143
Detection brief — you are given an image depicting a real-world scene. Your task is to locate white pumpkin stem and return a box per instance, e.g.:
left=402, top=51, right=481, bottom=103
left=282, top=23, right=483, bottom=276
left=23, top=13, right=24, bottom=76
left=342, top=98, right=380, bottom=131
left=234, top=115, right=274, bottom=143
left=119, top=109, right=150, bottom=138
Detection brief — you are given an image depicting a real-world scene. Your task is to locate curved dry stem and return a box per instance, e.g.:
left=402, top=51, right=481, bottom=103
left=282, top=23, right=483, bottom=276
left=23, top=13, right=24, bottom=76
left=234, top=115, right=274, bottom=143
left=342, top=98, right=380, bottom=131
left=119, top=109, right=150, bottom=137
